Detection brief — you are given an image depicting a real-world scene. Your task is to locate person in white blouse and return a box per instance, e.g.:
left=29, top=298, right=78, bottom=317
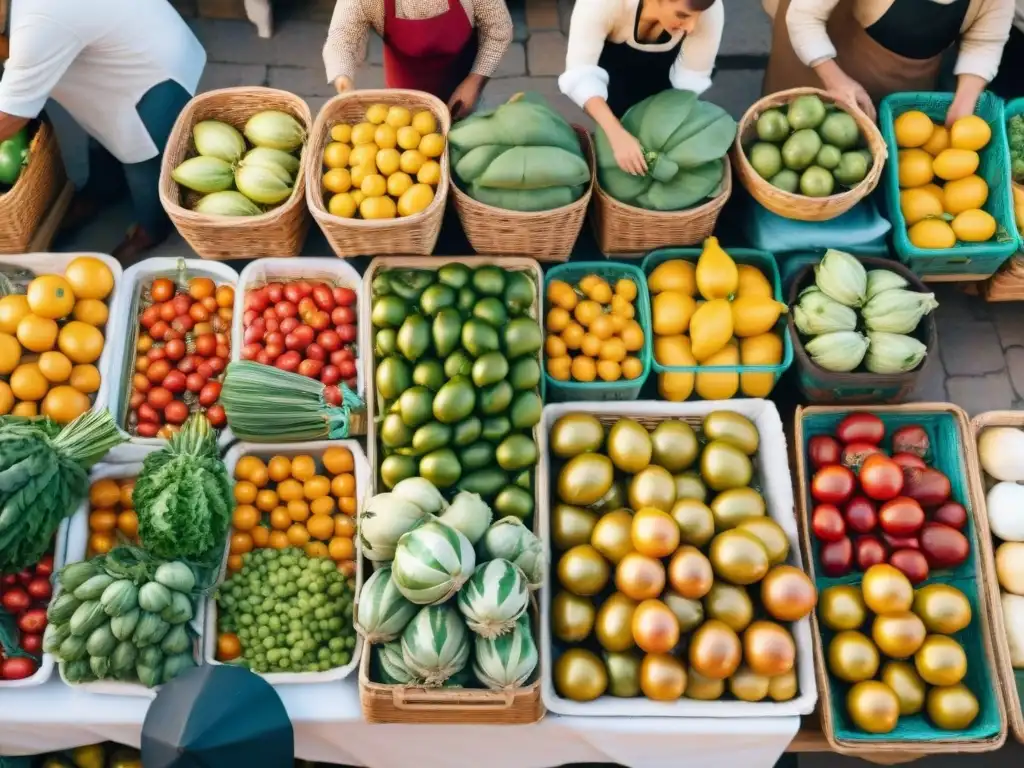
left=559, top=0, right=724, bottom=175
left=988, top=0, right=1023, bottom=97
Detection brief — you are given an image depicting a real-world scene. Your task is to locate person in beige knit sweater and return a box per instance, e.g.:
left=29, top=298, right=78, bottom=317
left=762, top=0, right=1015, bottom=122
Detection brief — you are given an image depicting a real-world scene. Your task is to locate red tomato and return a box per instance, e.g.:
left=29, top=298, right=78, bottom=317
left=172, top=315, right=195, bottom=335
left=309, top=311, right=330, bottom=331
left=246, top=290, right=269, bottom=313
left=820, top=537, right=853, bottom=577
left=842, top=442, right=883, bottom=470
left=265, top=331, right=285, bottom=349
left=306, top=343, right=326, bottom=362
left=317, top=330, right=341, bottom=352
left=215, top=343, right=229, bottom=359
left=186, top=372, right=207, bottom=393
left=149, top=320, right=170, bottom=341
left=283, top=284, right=303, bottom=304
left=276, top=351, right=301, bottom=372
left=836, top=413, right=885, bottom=445
left=264, top=343, right=284, bottom=361
left=275, top=301, right=297, bottom=319
left=320, top=365, right=341, bottom=386
left=323, top=385, right=342, bottom=406
left=164, top=339, right=186, bottom=362
left=34, top=554, right=53, bottom=578
left=189, top=303, right=210, bottom=323
left=264, top=317, right=279, bottom=334
left=285, top=332, right=309, bottom=352
left=812, top=504, right=846, bottom=542
left=279, top=317, right=299, bottom=335
left=902, top=467, right=951, bottom=507
left=919, top=523, right=969, bottom=569
left=298, top=359, right=324, bottom=378
left=140, top=305, right=160, bottom=329
left=892, top=425, right=930, bottom=458
left=163, top=370, right=187, bottom=394
left=859, top=454, right=904, bottom=501
left=334, top=287, right=357, bottom=307
left=17, top=608, right=46, bottom=634
left=16, top=569, right=31, bottom=586
left=1, top=657, right=38, bottom=680
left=266, top=283, right=284, bottom=303
left=338, top=324, right=357, bottom=344
left=296, top=281, right=313, bottom=298
left=136, top=423, right=160, bottom=437
left=243, top=309, right=258, bottom=326
left=844, top=496, right=878, bottom=534
left=892, top=452, right=927, bottom=470
left=889, top=549, right=929, bottom=584
left=195, top=334, right=218, bottom=358
left=137, top=403, right=160, bottom=424
left=337, top=359, right=357, bottom=379
left=855, top=535, right=887, bottom=570
left=20, top=632, right=42, bottom=655
left=312, top=284, right=335, bottom=311
left=26, top=577, right=51, bottom=603
left=196, top=361, right=215, bottom=380
left=808, top=435, right=842, bottom=469
left=241, top=344, right=261, bottom=361
left=206, top=404, right=226, bottom=427
left=146, top=359, right=171, bottom=385
left=878, top=497, right=924, bottom=536
left=129, top=391, right=145, bottom=410
left=159, top=302, right=176, bottom=323
left=1, top=588, right=29, bottom=614
left=171, top=294, right=192, bottom=316
left=199, top=381, right=222, bottom=407
left=811, top=465, right=855, bottom=504
left=932, top=501, right=967, bottom=530
left=177, top=355, right=199, bottom=374
left=147, top=387, right=173, bottom=410
left=332, top=347, right=354, bottom=363
left=207, top=357, right=226, bottom=376
left=883, top=533, right=920, bottom=551
left=243, top=321, right=264, bottom=346
left=165, top=400, right=189, bottom=425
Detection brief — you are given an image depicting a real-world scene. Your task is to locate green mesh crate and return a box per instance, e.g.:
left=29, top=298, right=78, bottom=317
left=880, top=91, right=1021, bottom=277
left=543, top=262, right=652, bottom=401
left=800, top=407, right=1003, bottom=746
left=639, top=247, right=793, bottom=399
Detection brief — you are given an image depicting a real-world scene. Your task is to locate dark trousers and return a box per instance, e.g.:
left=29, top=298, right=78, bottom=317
left=990, top=26, right=1024, bottom=100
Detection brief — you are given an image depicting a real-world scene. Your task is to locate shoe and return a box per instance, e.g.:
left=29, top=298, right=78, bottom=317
left=111, top=225, right=165, bottom=267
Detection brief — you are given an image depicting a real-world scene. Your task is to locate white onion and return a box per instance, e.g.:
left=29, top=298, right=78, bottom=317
left=987, top=482, right=1024, bottom=542
left=979, top=427, right=1024, bottom=481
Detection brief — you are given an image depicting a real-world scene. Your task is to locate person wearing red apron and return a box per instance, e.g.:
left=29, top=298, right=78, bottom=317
left=559, top=0, right=724, bottom=175
left=323, top=0, right=512, bottom=117
left=762, top=0, right=1014, bottom=123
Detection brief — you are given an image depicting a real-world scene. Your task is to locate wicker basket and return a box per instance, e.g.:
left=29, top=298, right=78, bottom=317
left=306, top=91, right=451, bottom=258
left=971, top=410, right=1024, bottom=743
left=450, top=126, right=594, bottom=262
left=158, top=87, right=312, bottom=260
left=0, top=122, right=67, bottom=253
left=733, top=87, right=887, bottom=222
left=590, top=154, right=731, bottom=256
left=795, top=403, right=1007, bottom=755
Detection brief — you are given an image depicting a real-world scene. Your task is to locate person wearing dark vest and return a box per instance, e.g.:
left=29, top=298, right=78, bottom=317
left=988, top=0, right=1023, bottom=98
left=322, top=0, right=513, bottom=118
left=559, top=0, right=724, bottom=175
left=762, top=0, right=1015, bottom=122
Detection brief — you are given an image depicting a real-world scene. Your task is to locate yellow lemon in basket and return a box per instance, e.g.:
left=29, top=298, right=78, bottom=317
left=361, top=173, right=388, bottom=198
left=933, top=148, right=979, bottom=181
left=360, top=195, right=397, bottom=220
left=949, top=115, right=991, bottom=151
left=397, top=126, right=421, bottom=151
left=921, top=125, right=949, bottom=156
left=374, top=123, right=397, bottom=150
left=397, top=183, right=434, bottom=217
left=897, top=149, right=934, bottom=188
left=417, top=160, right=442, bottom=186
left=951, top=208, right=996, bottom=242
left=350, top=163, right=375, bottom=188
left=412, top=110, right=437, bottom=136
left=899, top=187, right=944, bottom=226
left=349, top=143, right=378, bottom=170
left=386, top=106, right=412, bottom=129
left=323, top=142, right=351, bottom=169
left=419, top=133, right=445, bottom=158
left=400, top=149, right=426, bottom=175
left=365, top=104, right=389, bottom=125
left=323, top=167, right=352, bottom=194
left=351, top=121, right=377, bottom=145
left=0, top=295, right=30, bottom=335
left=376, top=148, right=401, bottom=176
left=943, top=175, right=988, bottom=214
left=330, top=123, right=352, bottom=144
left=328, top=192, right=358, bottom=218
left=908, top=218, right=956, bottom=249
left=387, top=171, right=414, bottom=198
left=350, top=189, right=366, bottom=206
left=894, top=111, right=934, bottom=149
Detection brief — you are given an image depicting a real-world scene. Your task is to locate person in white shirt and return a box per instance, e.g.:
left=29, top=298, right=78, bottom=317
left=559, top=0, right=724, bottom=175
left=988, top=0, right=1023, bottom=97
left=0, top=0, right=206, bottom=262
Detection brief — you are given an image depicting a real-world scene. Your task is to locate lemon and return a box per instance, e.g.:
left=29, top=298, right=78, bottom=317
left=933, top=148, right=979, bottom=181
left=386, top=106, right=412, bottom=129
left=894, top=110, right=934, bottom=149
left=350, top=189, right=366, bottom=206
left=323, top=142, right=351, bottom=169
left=921, top=125, right=949, bottom=156
left=908, top=218, right=956, bottom=249
left=350, top=163, right=375, bottom=188
left=351, top=122, right=377, bottom=145
left=419, top=133, right=445, bottom=158
left=349, top=144, right=378, bottom=169
left=374, top=123, right=397, bottom=149
left=328, top=192, right=358, bottom=218
left=387, top=171, right=414, bottom=197
left=397, top=183, right=435, bottom=217
left=412, top=110, right=437, bottom=136
left=361, top=173, right=387, bottom=198
left=323, top=167, right=352, bottom=194
left=950, top=115, right=991, bottom=151
left=417, top=160, right=442, bottom=185
left=397, top=126, right=421, bottom=151
left=897, top=149, right=934, bottom=188
left=400, top=149, right=426, bottom=175
left=360, top=195, right=397, bottom=219
left=365, top=104, right=389, bottom=125
left=376, top=148, right=401, bottom=176
left=951, top=208, right=996, bottom=242
left=943, top=175, right=988, bottom=214
left=899, top=187, right=943, bottom=225
left=330, top=123, right=352, bottom=144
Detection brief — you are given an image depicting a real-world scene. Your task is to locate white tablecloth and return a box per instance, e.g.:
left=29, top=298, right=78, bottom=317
left=0, top=679, right=800, bottom=768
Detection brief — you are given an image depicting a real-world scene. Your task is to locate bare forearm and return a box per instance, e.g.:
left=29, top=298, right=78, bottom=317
left=584, top=97, right=624, bottom=137
left=954, top=74, right=986, bottom=108
left=0, top=114, right=29, bottom=143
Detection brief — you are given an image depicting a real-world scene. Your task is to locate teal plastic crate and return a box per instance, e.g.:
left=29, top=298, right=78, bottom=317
left=639, top=248, right=793, bottom=399
left=542, top=262, right=652, bottom=401
left=880, top=91, right=1021, bottom=277
left=1009, top=98, right=1024, bottom=252
left=800, top=408, right=1002, bottom=745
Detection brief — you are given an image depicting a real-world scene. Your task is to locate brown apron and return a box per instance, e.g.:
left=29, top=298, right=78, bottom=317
left=763, top=0, right=944, bottom=102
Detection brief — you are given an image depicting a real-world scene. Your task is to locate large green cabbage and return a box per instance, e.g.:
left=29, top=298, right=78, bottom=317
left=449, top=93, right=590, bottom=211
left=595, top=90, right=737, bottom=211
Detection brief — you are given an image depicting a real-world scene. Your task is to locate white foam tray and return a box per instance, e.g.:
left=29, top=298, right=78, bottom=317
left=202, top=439, right=368, bottom=685
left=538, top=399, right=818, bottom=718
left=104, top=257, right=239, bottom=463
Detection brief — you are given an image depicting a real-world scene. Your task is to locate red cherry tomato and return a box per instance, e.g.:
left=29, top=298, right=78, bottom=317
left=309, top=312, right=330, bottom=332
left=177, top=355, right=199, bottom=374
left=205, top=404, right=226, bottom=427
left=136, top=423, right=160, bottom=437
left=320, top=365, right=341, bottom=386
left=264, top=343, right=284, bottom=361
left=265, top=283, right=284, bottom=303
left=189, top=303, right=210, bottom=323
left=132, top=373, right=151, bottom=394
left=855, top=535, right=887, bottom=570
left=919, top=522, right=969, bottom=569
left=164, top=339, right=186, bottom=361
left=836, top=413, right=885, bottom=445
left=317, top=330, right=341, bottom=352
left=279, top=317, right=299, bottom=335
left=140, top=305, right=161, bottom=329
left=165, top=400, right=189, bottom=425
left=171, top=294, right=192, bottom=316
left=17, top=608, right=46, bottom=634
left=275, top=301, right=297, bottom=319
left=820, top=537, right=853, bottom=577
left=276, top=351, right=301, bottom=372
left=195, top=334, right=218, bottom=358
left=878, top=497, right=925, bottom=536
left=147, top=387, right=173, bottom=410
left=163, top=370, right=187, bottom=394
left=323, top=385, right=342, bottom=406
left=16, top=569, right=31, bottom=586
left=26, top=577, right=51, bottom=602
left=932, top=501, right=967, bottom=530
left=298, top=359, right=324, bottom=378
left=149, top=320, right=170, bottom=341
left=337, top=359, right=357, bottom=379
left=1, top=657, right=38, bottom=680
left=1, top=588, right=30, bottom=614
left=196, top=362, right=215, bottom=380
left=283, top=284, right=303, bottom=304
left=901, top=467, right=951, bottom=507
left=338, top=324, right=357, bottom=344
left=207, top=357, right=226, bottom=376
left=331, top=347, right=354, bottom=364
left=129, top=391, right=145, bottom=410
left=186, top=372, right=207, bottom=393
left=889, top=549, right=929, bottom=584
left=844, top=495, right=878, bottom=534
left=882, top=533, right=920, bottom=551
left=812, top=504, right=846, bottom=542
left=306, top=343, right=326, bottom=362
left=334, top=287, right=357, bottom=307
left=808, top=435, right=842, bottom=469
left=172, top=315, right=195, bottom=335
left=811, top=465, right=856, bottom=505
left=137, top=403, right=161, bottom=424
left=842, top=442, right=883, bottom=470
left=312, top=284, right=336, bottom=312
left=859, top=454, right=904, bottom=501
left=199, top=381, right=222, bottom=407
left=246, top=290, right=269, bottom=313
left=20, top=632, right=42, bottom=655
left=892, top=425, right=930, bottom=458
left=159, top=302, right=176, bottom=323
left=241, top=344, right=262, bottom=361
left=33, top=554, right=53, bottom=578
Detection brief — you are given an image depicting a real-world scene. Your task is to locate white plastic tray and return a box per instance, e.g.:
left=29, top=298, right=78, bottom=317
left=537, top=399, right=818, bottom=718
left=56, top=449, right=206, bottom=698
left=231, top=258, right=365, bottom=397
left=203, top=439, right=368, bottom=685
left=0, top=252, right=123, bottom=419
left=105, top=257, right=238, bottom=463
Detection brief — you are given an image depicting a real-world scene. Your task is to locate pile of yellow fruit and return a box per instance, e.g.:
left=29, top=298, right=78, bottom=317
left=649, top=239, right=786, bottom=401
left=895, top=111, right=997, bottom=248
left=0, top=256, right=113, bottom=423
left=321, top=103, right=446, bottom=220
left=545, top=274, right=645, bottom=384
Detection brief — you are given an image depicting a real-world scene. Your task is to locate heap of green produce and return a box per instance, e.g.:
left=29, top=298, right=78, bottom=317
left=793, top=250, right=937, bottom=374
left=746, top=94, right=871, bottom=197
left=370, top=263, right=543, bottom=516
left=1010, top=114, right=1024, bottom=182
left=132, top=414, right=231, bottom=572
left=46, top=548, right=198, bottom=687
left=0, top=411, right=125, bottom=574
left=0, top=128, right=30, bottom=187
left=171, top=112, right=306, bottom=217
left=215, top=547, right=356, bottom=674
left=357, top=479, right=541, bottom=688
left=595, top=90, right=736, bottom=211
left=449, top=93, right=590, bottom=212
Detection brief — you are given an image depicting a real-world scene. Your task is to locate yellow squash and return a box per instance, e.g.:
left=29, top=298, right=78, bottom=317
left=731, top=297, right=788, bottom=337
left=695, top=342, right=739, bottom=400
left=695, top=237, right=738, bottom=300
left=736, top=265, right=773, bottom=299
left=648, top=259, right=697, bottom=296
left=652, top=291, right=697, bottom=335
left=739, top=333, right=783, bottom=397
left=655, top=335, right=696, bottom=401
left=951, top=208, right=996, bottom=242
left=689, top=299, right=733, bottom=362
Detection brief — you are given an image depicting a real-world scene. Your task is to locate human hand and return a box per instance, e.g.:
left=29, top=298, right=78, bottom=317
left=610, top=127, right=647, bottom=175
left=334, top=76, right=354, bottom=94
left=945, top=93, right=980, bottom=126
left=448, top=75, right=484, bottom=120
left=815, top=62, right=876, bottom=121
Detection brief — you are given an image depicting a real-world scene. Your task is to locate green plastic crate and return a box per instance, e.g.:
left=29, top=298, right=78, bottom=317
left=800, top=408, right=1002, bottom=745
left=542, top=262, right=652, bottom=401
left=639, top=247, right=793, bottom=398
left=880, top=91, right=1021, bottom=277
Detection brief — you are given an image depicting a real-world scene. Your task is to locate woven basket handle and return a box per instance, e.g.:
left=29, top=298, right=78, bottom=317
left=391, top=687, right=516, bottom=710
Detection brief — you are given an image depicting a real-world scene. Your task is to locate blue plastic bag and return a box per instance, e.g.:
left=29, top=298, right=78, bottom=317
left=741, top=195, right=892, bottom=255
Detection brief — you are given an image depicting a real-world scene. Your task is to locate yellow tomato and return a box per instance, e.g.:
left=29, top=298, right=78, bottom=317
left=0, top=295, right=30, bottom=335
left=399, top=149, right=426, bottom=175
left=0, top=382, right=12, bottom=416
left=291, top=455, right=316, bottom=481
left=328, top=192, right=358, bottom=218
left=10, top=363, right=48, bottom=401
left=396, top=126, right=421, bottom=150
left=417, top=160, right=441, bottom=186
left=374, top=123, right=397, bottom=150
left=0, top=332, right=20, bottom=375
left=89, top=478, right=121, bottom=508
left=58, top=321, right=105, bottom=364
left=267, top=455, right=292, bottom=482
left=64, top=256, right=114, bottom=301
left=547, top=280, right=578, bottom=311
left=72, top=299, right=109, bottom=327
left=323, top=446, right=353, bottom=474
left=38, top=351, right=72, bottom=383
left=411, top=110, right=437, bottom=136
left=12, top=401, right=36, bottom=417
left=27, top=275, right=76, bottom=319
left=894, top=110, right=934, bottom=148
left=330, top=123, right=352, bottom=143
left=376, top=148, right=401, bottom=176
left=41, top=385, right=90, bottom=424
left=16, top=314, right=58, bottom=353
left=386, top=106, right=412, bottom=129
left=546, top=355, right=571, bottom=381
left=323, top=167, right=352, bottom=194
left=571, top=356, right=597, bottom=382
left=419, top=133, right=445, bottom=158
